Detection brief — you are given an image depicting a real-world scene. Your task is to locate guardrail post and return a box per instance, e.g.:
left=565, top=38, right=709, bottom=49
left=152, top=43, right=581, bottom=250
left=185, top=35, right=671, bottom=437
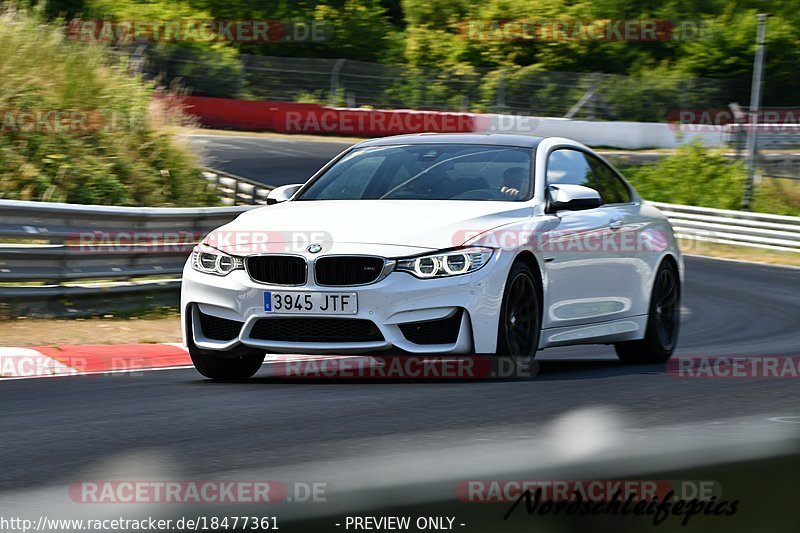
left=742, top=14, right=769, bottom=211
left=330, top=58, right=346, bottom=106
left=565, top=72, right=601, bottom=120
left=495, top=68, right=507, bottom=112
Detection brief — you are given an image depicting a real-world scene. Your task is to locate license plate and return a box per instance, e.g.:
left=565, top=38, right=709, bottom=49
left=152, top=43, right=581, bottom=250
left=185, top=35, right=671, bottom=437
left=264, top=291, right=357, bottom=315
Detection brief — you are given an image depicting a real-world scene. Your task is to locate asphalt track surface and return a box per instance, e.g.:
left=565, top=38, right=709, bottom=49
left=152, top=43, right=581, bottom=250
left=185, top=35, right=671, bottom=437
left=188, top=134, right=350, bottom=186
left=1, top=137, right=799, bottom=519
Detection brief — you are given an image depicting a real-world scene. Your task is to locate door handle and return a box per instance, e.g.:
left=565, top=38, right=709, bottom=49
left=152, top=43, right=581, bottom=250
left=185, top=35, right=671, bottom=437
left=609, top=220, right=623, bottom=231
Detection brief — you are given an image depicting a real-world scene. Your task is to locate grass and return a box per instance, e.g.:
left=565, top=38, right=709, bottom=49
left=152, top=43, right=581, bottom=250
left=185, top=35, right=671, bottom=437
left=0, top=6, right=218, bottom=206
left=678, top=238, right=800, bottom=267
left=754, top=177, right=800, bottom=216
left=0, top=314, right=182, bottom=346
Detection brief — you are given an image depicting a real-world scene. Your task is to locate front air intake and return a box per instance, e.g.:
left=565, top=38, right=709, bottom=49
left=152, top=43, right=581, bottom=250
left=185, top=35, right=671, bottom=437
left=399, top=310, right=463, bottom=345
left=250, top=318, right=384, bottom=343
left=198, top=310, right=243, bottom=341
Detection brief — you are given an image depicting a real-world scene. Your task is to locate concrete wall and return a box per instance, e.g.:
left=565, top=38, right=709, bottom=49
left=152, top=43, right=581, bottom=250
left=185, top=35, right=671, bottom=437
left=177, top=96, right=726, bottom=149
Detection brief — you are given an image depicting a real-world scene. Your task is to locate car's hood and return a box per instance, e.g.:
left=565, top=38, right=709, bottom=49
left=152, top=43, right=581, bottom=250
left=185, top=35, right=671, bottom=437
left=206, top=200, right=533, bottom=256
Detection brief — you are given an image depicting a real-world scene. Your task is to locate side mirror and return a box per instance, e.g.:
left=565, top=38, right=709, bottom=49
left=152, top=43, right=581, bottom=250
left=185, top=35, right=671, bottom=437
left=547, top=184, right=602, bottom=212
left=266, top=184, right=302, bottom=205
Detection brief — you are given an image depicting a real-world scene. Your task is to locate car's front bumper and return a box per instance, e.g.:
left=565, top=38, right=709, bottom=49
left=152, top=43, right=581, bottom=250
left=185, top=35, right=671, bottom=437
left=180, top=250, right=514, bottom=355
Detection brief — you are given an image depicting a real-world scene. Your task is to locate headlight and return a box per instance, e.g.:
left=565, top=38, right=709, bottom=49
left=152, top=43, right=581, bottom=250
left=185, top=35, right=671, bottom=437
left=395, top=248, right=493, bottom=279
left=190, top=246, right=244, bottom=276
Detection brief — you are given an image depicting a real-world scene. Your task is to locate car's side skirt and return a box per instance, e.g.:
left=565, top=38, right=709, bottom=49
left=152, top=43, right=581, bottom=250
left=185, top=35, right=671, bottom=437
left=537, top=315, right=647, bottom=349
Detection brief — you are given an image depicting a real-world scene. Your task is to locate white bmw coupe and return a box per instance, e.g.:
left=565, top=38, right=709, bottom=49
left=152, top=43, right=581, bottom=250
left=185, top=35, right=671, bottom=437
left=181, top=134, right=682, bottom=379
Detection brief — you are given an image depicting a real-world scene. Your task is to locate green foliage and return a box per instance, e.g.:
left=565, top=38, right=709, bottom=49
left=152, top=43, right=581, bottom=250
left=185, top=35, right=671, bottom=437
left=38, top=0, right=800, bottom=114
left=144, top=44, right=243, bottom=99
left=17, top=1, right=800, bottom=215
left=294, top=91, right=324, bottom=105
left=751, top=178, right=800, bottom=217
left=623, top=143, right=746, bottom=210
left=83, top=0, right=402, bottom=63
left=623, top=144, right=800, bottom=215
left=38, top=0, right=800, bottom=107
left=0, top=6, right=217, bottom=206
left=399, top=0, right=800, bottom=108
left=311, top=0, right=402, bottom=62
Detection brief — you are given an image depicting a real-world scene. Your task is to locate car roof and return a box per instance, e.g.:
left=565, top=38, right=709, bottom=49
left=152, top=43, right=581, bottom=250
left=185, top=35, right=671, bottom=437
left=355, top=133, right=545, bottom=149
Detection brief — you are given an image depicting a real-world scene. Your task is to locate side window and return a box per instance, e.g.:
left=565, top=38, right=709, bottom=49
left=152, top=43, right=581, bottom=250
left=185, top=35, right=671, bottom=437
left=586, top=154, right=632, bottom=204
left=546, top=148, right=608, bottom=204
left=546, top=149, right=593, bottom=188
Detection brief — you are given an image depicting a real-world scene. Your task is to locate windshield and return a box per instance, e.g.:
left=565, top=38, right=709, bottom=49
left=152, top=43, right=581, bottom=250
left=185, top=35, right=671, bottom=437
left=295, top=144, right=533, bottom=201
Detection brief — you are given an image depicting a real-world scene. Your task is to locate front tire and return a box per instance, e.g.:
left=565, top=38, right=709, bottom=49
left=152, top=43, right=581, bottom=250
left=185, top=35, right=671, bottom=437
left=496, top=261, right=541, bottom=375
left=189, top=345, right=265, bottom=380
left=614, top=260, right=680, bottom=364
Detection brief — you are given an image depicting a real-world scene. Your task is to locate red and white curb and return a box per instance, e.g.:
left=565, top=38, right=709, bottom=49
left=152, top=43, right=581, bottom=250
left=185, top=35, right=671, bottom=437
left=0, top=344, right=373, bottom=380
left=0, top=344, right=192, bottom=379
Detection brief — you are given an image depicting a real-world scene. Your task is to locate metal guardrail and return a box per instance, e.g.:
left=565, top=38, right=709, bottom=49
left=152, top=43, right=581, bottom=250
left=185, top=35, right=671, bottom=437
left=202, top=168, right=274, bottom=205
left=0, top=198, right=798, bottom=317
left=650, top=201, right=800, bottom=252
left=0, top=198, right=252, bottom=243
left=0, top=198, right=254, bottom=317
left=725, top=122, right=800, bottom=150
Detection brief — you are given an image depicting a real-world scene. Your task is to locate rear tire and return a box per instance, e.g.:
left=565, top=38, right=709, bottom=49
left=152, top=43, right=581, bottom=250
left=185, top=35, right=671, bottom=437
left=495, top=261, right=541, bottom=376
left=614, top=260, right=680, bottom=364
left=186, top=313, right=265, bottom=380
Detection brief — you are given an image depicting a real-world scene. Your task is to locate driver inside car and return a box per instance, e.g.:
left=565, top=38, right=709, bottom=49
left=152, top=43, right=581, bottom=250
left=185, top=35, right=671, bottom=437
left=500, top=166, right=529, bottom=198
